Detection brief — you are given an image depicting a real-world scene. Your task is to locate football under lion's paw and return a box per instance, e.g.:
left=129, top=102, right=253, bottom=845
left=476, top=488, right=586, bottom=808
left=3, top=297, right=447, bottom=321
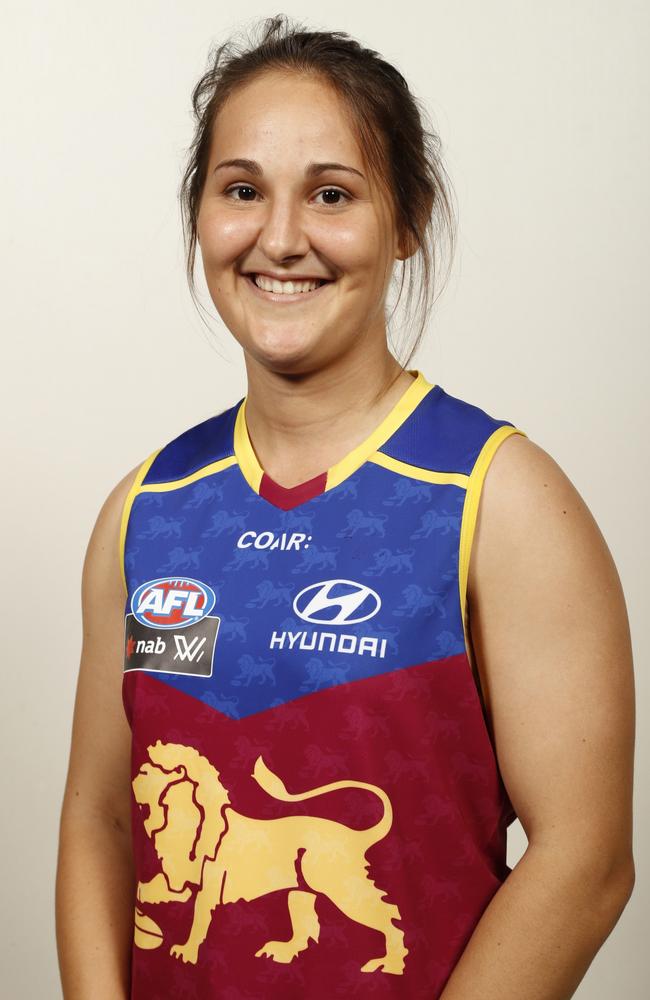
left=170, top=942, right=199, bottom=964
left=133, top=908, right=163, bottom=951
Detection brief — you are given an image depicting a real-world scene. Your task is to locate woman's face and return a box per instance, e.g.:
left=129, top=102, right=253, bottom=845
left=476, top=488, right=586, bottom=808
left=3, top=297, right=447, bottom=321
left=197, top=71, right=403, bottom=376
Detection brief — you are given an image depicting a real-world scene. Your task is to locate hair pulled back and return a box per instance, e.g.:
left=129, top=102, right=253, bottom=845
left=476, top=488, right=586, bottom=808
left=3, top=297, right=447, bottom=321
left=179, top=13, right=457, bottom=370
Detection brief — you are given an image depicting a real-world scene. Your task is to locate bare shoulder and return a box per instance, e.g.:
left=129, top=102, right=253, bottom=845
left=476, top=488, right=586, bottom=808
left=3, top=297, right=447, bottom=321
left=466, top=432, right=635, bottom=868
left=83, top=460, right=144, bottom=603
left=62, top=459, right=149, bottom=822
left=468, top=431, right=619, bottom=606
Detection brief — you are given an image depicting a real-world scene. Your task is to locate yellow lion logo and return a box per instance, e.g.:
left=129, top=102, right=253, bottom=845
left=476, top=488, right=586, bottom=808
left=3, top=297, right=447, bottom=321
left=132, top=740, right=407, bottom=974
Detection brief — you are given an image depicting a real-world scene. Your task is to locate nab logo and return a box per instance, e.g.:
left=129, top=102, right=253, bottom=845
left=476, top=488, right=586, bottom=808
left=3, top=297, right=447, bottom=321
left=293, top=579, right=381, bottom=626
left=131, top=577, right=216, bottom=630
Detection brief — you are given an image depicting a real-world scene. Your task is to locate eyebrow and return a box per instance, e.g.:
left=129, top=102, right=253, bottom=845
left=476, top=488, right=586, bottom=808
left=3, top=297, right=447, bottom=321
left=212, top=158, right=366, bottom=180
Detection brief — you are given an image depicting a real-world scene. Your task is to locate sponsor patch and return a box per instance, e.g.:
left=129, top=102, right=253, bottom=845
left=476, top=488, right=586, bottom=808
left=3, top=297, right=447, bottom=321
left=293, top=579, right=381, bottom=625
left=124, top=613, right=220, bottom=677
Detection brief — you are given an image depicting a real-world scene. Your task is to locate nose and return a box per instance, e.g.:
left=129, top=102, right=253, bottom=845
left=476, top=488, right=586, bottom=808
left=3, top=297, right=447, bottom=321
left=255, top=194, right=311, bottom=263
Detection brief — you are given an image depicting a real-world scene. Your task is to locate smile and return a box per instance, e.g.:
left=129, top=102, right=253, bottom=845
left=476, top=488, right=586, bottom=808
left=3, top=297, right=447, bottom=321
left=243, top=273, right=334, bottom=302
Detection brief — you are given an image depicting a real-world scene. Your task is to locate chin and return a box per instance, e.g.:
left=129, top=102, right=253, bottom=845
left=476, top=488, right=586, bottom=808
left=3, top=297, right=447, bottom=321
left=244, top=331, right=324, bottom=370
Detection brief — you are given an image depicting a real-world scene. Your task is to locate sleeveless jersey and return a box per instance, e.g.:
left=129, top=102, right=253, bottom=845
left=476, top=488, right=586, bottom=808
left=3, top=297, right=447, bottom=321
left=120, top=368, right=527, bottom=999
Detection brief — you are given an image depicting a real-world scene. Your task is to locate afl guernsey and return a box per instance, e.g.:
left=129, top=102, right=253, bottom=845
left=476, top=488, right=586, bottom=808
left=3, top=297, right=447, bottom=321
left=120, top=368, right=527, bottom=999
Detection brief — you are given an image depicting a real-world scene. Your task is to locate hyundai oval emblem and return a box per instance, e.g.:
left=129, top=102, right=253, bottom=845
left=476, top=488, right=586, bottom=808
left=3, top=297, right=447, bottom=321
left=293, top=579, right=381, bottom=625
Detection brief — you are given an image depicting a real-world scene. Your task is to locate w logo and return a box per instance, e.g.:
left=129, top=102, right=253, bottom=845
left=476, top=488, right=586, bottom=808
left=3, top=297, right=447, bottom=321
left=173, top=634, right=208, bottom=663
left=293, top=579, right=381, bottom=626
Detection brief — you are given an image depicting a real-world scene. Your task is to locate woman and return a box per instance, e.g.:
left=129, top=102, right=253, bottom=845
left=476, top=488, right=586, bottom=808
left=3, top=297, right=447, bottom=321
left=56, top=15, right=635, bottom=999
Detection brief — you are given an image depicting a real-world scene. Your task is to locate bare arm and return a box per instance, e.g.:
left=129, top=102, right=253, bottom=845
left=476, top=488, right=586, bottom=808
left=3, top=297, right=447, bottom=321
left=56, top=463, right=143, bottom=999
left=440, top=434, right=636, bottom=1000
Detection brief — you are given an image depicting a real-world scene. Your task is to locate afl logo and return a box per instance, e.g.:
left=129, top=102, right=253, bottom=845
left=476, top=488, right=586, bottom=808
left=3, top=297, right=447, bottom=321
left=293, top=579, right=381, bottom=626
left=131, top=577, right=216, bottom=630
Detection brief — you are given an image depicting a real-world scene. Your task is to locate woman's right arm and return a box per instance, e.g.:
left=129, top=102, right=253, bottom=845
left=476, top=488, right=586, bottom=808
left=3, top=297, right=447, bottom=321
left=55, top=463, right=143, bottom=999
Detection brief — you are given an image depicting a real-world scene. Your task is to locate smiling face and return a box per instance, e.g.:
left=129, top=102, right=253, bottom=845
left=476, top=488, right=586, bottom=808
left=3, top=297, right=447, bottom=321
left=196, top=70, right=404, bottom=376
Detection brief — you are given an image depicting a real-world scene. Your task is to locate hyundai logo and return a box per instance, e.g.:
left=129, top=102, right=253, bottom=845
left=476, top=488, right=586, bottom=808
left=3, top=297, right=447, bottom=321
left=293, top=579, right=381, bottom=625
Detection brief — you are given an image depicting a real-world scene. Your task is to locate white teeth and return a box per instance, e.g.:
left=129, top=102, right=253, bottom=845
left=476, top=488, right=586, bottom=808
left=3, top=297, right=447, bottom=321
left=253, top=274, right=323, bottom=294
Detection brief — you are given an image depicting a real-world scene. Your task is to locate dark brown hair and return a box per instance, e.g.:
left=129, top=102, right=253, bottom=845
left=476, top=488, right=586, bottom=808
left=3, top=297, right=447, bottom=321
left=179, top=14, right=457, bottom=384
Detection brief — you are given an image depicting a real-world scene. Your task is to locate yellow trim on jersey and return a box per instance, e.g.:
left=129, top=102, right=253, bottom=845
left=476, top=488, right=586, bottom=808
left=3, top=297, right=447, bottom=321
left=458, top=425, right=528, bottom=655
left=234, top=397, right=264, bottom=493
left=118, top=447, right=162, bottom=595
left=369, top=450, right=469, bottom=488
left=119, top=453, right=239, bottom=593
left=135, top=455, right=238, bottom=493
left=234, top=368, right=436, bottom=496
left=327, top=370, right=435, bottom=490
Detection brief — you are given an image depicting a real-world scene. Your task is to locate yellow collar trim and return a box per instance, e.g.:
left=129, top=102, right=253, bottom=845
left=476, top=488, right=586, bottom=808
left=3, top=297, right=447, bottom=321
left=233, top=368, right=435, bottom=497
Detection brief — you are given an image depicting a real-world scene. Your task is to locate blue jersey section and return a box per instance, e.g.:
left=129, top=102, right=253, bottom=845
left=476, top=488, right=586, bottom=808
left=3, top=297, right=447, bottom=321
left=382, top=383, right=516, bottom=474
left=125, top=461, right=465, bottom=717
left=142, top=403, right=238, bottom=484
left=123, top=373, right=522, bottom=721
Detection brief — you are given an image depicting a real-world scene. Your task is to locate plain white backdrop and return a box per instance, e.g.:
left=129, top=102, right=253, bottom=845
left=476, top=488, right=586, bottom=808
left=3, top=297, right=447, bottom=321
left=1, top=1, right=647, bottom=996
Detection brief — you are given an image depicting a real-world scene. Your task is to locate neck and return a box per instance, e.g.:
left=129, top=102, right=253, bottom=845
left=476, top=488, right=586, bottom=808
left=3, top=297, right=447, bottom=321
left=241, top=351, right=416, bottom=489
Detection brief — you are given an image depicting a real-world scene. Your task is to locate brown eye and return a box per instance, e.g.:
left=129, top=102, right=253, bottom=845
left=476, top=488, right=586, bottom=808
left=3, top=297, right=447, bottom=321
left=315, top=188, right=350, bottom=206
left=225, top=184, right=258, bottom=201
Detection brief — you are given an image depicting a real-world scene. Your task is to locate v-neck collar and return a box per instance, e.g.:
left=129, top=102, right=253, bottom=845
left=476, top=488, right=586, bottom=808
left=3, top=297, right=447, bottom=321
left=233, top=368, right=435, bottom=510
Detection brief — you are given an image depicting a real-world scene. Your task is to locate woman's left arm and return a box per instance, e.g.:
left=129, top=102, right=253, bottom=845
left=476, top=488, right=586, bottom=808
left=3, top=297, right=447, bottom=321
left=440, top=434, right=636, bottom=1000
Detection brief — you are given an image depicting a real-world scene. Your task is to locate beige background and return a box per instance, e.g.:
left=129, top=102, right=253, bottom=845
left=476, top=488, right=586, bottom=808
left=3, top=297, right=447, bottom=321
left=2, top=1, right=647, bottom=996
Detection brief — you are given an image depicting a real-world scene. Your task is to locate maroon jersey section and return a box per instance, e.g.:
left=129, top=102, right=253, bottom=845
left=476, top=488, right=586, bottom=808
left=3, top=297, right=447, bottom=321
left=259, top=469, right=328, bottom=510
left=123, top=652, right=512, bottom=999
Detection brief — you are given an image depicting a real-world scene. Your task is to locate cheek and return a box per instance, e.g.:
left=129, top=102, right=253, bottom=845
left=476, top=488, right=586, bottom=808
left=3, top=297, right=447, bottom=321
left=328, top=234, right=379, bottom=278
left=198, top=212, right=258, bottom=265
left=314, top=213, right=382, bottom=270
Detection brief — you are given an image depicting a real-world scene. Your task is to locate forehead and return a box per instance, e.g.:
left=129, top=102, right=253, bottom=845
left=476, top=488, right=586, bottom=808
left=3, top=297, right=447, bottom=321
left=209, top=71, right=365, bottom=168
